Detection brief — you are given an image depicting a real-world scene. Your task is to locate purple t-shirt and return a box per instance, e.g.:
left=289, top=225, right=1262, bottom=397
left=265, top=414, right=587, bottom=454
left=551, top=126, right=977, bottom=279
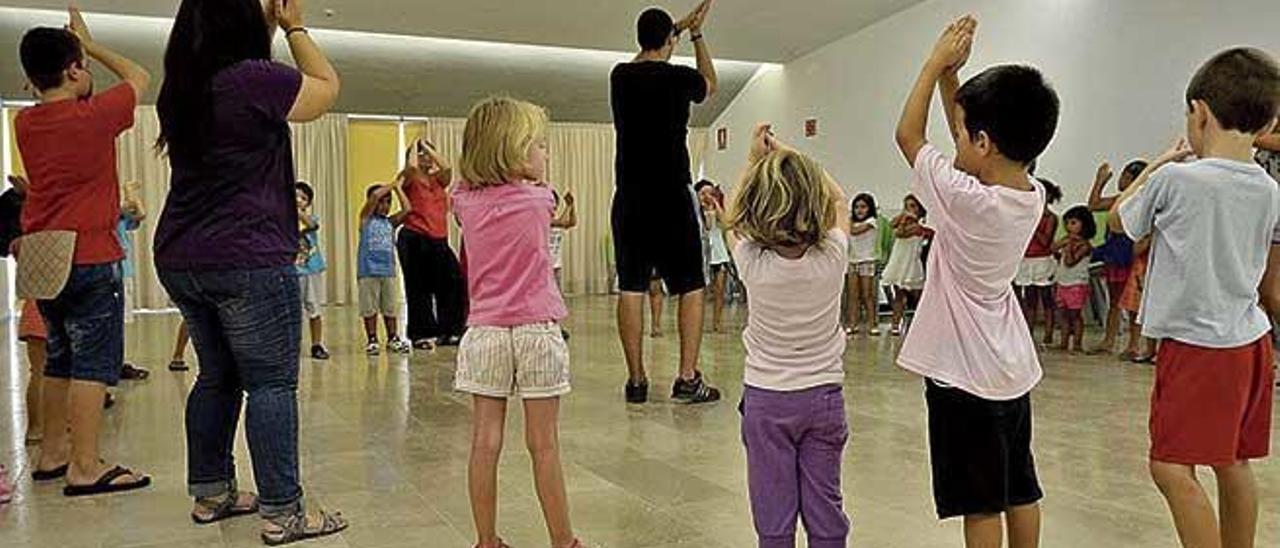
left=154, top=60, right=303, bottom=270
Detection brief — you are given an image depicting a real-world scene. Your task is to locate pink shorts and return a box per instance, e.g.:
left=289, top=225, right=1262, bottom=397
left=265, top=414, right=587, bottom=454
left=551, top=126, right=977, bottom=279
left=1055, top=284, right=1089, bottom=311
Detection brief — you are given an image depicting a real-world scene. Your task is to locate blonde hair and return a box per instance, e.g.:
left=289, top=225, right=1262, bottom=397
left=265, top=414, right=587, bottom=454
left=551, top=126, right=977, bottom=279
left=459, top=96, right=549, bottom=187
left=727, top=149, right=837, bottom=248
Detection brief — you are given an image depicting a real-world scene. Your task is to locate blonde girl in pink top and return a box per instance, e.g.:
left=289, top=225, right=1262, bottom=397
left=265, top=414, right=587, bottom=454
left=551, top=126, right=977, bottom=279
left=450, top=97, right=582, bottom=548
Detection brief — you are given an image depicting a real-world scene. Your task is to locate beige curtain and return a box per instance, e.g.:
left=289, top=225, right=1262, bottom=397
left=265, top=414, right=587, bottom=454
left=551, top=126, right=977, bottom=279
left=115, top=108, right=351, bottom=309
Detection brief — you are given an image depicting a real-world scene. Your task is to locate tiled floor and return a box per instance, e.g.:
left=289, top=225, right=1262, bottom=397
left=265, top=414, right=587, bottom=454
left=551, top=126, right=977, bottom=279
left=0, top=296, right=1276, bottom=547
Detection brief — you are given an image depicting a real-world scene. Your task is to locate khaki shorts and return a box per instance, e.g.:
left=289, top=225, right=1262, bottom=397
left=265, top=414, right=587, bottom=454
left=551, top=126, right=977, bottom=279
left=299, top=273, right=323, bottom=319
left=455, top=322, right=570, bottom=399
left=358, top=277, right=399, bottom=318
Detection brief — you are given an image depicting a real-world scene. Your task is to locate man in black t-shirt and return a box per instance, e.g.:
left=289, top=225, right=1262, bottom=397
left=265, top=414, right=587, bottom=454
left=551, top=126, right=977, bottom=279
left=611, top=2, right=720, bottom=404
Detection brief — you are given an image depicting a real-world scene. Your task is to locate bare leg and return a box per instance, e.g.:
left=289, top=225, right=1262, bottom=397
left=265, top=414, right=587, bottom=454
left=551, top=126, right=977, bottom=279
left=468, top=395, right=508, bottom=547
left=1124, top=316, right=1142, bottom=356
left=25, top=340, right=47, bottom=442
left=1214, top=462, right=1258, bottom=548
left=648, top=280, right=664, bottom=337
left=363, top=316, right=379, bottom=341
left=1072, top=313, right=1085, bottom=353
left=964, top=513, right=1004, bottom=548
left=523, top=398, right=575, bottom=548
left=65, top=380, right=145, bottom=486
left=384, top=316, right=400, bottom=341
left=862, top=276, right=880, bottom=332
left=1151, top=460, right=1221, bottom=548
left=1095, top=282, right=1125, bottom=352
left=1056, top=309, right=1072, bottom=351
left=890, top=288, right=907, bottom=331
left=618, top=293, right=646, bottom=384
left=309, top=316, right=324, bottom=347
left=845, top=273, right=859, bottom=330
left=711, top=269, right=726, bottom=333
left=1007, top=503, right=1042, bottom=548
left=37, top=378, right=70, bottom=470
left=1039, top=287, right=1056, bottom=347
left=1016, top=285, right=1033, bottom=334
left=677, top=289, right=705, bottom=380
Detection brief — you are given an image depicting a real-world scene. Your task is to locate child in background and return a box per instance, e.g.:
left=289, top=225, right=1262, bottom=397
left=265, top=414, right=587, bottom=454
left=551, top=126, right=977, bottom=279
left=1053, top=206, right=1096, bottom=354
left=551, top=189, right=577, bottom=341
left=727, top=124, right=851, bottom=548
left=1118, top=236, right=1156, bottom=363
left=1086, top=160, right=1147, bottom=357
left=846, top=193, right=880, bottom=336
left=117, top=181, right=148, bottom=380
left=1014, top=179, right=1060, bottom=347
left=168, top=320, right=191, bottom=371
left=881, top=194, right=927, bottom=336
left=1111, top=48, right=1279, bottom=548
left=696, top=180, right=732, bottom=333
left=358, top=178, right=414, bottom=356
left=648, top=273, right=665, bottom=338
left=2, top=175, right=49, bottom=443
left=894, top=16, right=1058, bottom=546
left=295, top=181, right=330, bottom=360
left=450, top=97, right=582, bottom=548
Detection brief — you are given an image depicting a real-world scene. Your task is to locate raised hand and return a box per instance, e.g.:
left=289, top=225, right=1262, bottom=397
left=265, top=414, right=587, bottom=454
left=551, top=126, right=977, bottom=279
left=748, top=123, right=777, bottom=164
left=67, top=4, right=93, bottom=44
left=929, top=15, right=976, bottom=73
left=1094, top=162, right=1113, bottom=185
left=1157, top=137, right=1194, bottom=165
left=274, top=0, right=305, bottom=30
left=564, top=190, right=576, bottom=207
left=678, top=0, right=713, bottom=32
left=7, top=174, right=29, bottom=195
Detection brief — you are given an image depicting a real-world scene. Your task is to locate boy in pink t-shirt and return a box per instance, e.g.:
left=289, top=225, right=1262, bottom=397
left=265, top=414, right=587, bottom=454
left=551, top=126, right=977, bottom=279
left=450, top=97, right=582, bottom=548
left=893, top=17, right=1060, bottom=547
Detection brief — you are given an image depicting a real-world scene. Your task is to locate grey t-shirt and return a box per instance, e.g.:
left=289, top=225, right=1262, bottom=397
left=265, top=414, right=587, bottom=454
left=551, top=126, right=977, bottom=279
left=1119, top=158, right=1280, bottom=348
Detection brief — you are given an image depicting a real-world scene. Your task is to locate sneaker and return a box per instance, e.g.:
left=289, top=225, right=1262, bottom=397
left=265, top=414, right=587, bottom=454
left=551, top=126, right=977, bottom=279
left=413, top=339, right=437, bottom=351
left=869, top=327, right=882, bottom=336
left=311, top=345, right=331, bottom=360
left=120, top=362, right=150, bottom=381
left=365, top=340, right=381, bottom=356
left=624, top=379, right=649, bottom=404
left=388, top=338, right=412, bottom=354
left=560, top=328, right=571, bottom=342
left=672, top=371, right=721, bottom=404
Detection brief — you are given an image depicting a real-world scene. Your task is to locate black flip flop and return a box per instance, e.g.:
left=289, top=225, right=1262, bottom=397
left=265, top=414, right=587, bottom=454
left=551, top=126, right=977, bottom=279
left=63, top=465, right=151, bottom=497
left=121, top=363, right=150, bottom=381
left=192, top=492, right=260, bottom=525
left=168, top=360, right=189, bottom=372
left=32, top=463, right=68, bottom=481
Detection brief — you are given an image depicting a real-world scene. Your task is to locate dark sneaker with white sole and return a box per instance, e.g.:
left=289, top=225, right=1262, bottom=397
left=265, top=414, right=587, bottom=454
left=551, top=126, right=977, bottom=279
left=624, top=380, right=649, bottom=404
left=672, top=371, right=721, bottom=404
left=311, top=344, right=330, bottom=360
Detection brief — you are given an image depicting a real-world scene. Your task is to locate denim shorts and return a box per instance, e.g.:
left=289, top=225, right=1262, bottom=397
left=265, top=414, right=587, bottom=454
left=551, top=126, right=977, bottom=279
left=39, top=263, right=125, bottom=386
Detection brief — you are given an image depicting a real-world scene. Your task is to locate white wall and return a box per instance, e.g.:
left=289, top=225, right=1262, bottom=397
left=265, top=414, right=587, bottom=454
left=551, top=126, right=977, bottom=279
left=705, top=0, right=1280, bottom=209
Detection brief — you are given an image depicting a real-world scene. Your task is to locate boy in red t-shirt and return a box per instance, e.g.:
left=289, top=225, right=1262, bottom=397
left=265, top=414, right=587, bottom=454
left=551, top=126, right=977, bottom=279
left=17, top=7, right=151, bottom=497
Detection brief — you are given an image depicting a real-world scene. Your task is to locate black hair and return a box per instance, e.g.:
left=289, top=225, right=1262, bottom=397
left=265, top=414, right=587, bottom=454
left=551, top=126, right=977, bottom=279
left=19, top=28, right=83, bottom=92
left=1186, top=48, right=1280, bottom=133
left=296, top=181, right=315, bottom=204
left=693, top=179, right=716, bottom=193
left=637, top=8, right=675, bottom=51
left=904, top=194, right=927, bottom=220
left=156, top=0, right=274, bottom=158
left=1036, top=177, right=1063, bottom=205
left=851, top=193, right=878, bottom=222
left=365, top=184, right=387, bottom=199
left=955, top=65, right=1060, bottom=165
left=1063, top=205, right=1097, bottom=240
left=1121, top=159, right=1149, bottom=181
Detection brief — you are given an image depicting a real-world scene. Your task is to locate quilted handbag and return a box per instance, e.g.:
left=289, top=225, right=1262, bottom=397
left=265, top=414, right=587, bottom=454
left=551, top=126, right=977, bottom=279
left=15, top=230, right=76, bottom=300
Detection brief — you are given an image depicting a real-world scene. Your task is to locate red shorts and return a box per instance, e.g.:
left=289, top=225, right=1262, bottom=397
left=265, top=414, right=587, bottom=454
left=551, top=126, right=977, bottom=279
left=18, top=300, right=47, bottom=342
left=1150, top=337, right=1275, bottom=466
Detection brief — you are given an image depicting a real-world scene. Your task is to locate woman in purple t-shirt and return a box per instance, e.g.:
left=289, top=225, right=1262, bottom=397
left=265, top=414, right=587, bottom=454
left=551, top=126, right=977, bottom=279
left=153, top=0, right=347, bottom=543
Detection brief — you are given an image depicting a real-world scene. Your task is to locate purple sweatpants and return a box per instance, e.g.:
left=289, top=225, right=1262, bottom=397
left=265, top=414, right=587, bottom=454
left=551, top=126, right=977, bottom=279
left=742, top=384, right=850, bottom=548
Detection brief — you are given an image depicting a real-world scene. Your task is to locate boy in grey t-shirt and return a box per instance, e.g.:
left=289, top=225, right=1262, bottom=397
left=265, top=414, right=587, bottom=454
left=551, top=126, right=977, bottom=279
left=1111, top=47, right=1280, bottom=548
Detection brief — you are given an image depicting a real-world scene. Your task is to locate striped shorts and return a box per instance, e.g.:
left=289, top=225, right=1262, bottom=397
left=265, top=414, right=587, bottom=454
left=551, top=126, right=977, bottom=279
left=455, top=322, right=571, bottom=399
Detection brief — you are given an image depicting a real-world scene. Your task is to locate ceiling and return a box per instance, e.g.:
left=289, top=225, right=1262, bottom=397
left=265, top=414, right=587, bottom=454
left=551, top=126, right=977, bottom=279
left=0, top=1, right=925, bottom=124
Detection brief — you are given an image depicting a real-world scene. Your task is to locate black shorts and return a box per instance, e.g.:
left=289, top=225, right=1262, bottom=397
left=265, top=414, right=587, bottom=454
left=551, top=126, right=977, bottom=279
left=925, top=380, right=1043, bottom=519
left=612, top=189, right=706, bottom=295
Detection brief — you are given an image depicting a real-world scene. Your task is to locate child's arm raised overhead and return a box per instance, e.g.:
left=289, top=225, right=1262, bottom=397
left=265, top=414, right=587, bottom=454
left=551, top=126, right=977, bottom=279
left=895, top=15, right=976, bottom=166
left=830, top=178, right=851, bottom=236
left=424, top=142, right=453, bottom=187
left=360, top=183, right=393, bottom=221
left=552, top=190, right=578, bottom=229
left=1087, top=162, right=1116, bottom=212
left=389, top=176, right=413, bottom=226
left=68, top=6, right=151, bottom=98
left=1108, top=138, right=1194, bottom=235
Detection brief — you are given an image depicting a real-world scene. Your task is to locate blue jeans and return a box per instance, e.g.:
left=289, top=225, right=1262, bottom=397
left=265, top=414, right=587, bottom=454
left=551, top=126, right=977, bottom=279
left=159, top=266, right=303, bottom=518
left=38, top=263, right=124, bottom=386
